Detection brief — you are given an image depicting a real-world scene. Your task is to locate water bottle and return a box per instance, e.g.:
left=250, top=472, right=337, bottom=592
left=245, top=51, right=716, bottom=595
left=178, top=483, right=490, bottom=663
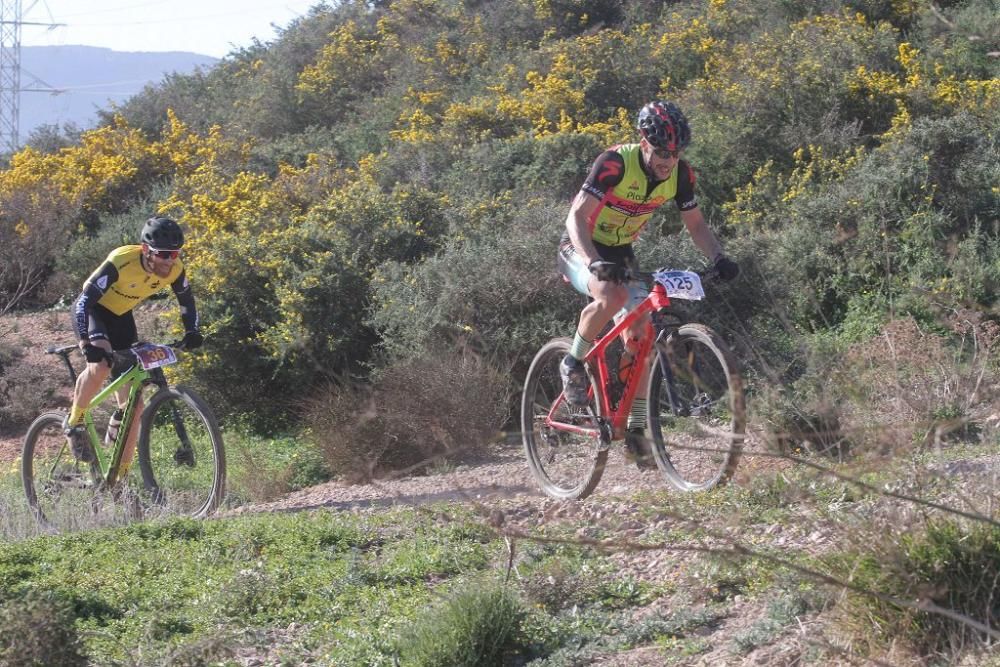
left=618, top=348, right=635, bottom=384
left=105, top=408, right=124, bottom=445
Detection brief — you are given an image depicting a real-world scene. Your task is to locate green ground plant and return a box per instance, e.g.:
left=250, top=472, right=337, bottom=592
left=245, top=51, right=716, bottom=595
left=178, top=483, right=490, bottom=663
left=836, top=519, right=1000, bottom=659
left=398, top=581, right=529, bottom=666
left=0, top=589, right=88, bottom=666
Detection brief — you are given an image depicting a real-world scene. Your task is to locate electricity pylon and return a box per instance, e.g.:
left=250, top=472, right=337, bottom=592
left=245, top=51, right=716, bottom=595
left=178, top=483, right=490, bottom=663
left=0, top=0, right=63, bottom=155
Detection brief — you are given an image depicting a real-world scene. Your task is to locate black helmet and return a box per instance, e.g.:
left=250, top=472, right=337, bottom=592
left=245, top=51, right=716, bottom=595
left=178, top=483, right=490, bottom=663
left=140, top=216, right=184, bottom=250
left=637, top=101, right=691, bottom=152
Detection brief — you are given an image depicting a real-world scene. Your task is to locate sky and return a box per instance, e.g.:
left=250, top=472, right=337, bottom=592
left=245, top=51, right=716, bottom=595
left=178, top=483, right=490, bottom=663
left=19, top=0, right=326, bottom=58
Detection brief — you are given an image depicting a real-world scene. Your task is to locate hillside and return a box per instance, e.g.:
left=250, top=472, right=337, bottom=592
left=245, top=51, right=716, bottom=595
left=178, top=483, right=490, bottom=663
left=0, top=0, right=998, bottom=664
left=0, top=307, right=998, bottom=664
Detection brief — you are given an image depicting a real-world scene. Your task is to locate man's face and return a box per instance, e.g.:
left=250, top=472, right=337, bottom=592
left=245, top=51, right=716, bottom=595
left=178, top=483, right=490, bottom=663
left=641, top=139, right=681, bottom=180
left=142, top=244, right=179, bottom=278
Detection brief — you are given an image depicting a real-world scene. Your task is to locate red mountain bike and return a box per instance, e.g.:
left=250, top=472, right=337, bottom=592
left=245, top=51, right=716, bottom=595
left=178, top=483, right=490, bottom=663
left=521, top=268, right=746, bottom=500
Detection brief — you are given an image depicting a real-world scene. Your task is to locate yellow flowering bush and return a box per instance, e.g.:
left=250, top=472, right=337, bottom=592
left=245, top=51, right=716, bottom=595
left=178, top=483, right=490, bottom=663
left=724, top=145, right=866, bottom=228
left=296, top=20, right=392, bottom=102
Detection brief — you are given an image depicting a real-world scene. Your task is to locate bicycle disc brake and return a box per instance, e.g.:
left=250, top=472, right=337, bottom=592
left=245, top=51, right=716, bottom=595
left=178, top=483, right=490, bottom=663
left=173, top=446, right=195, bottom=467
left=689, top=392, right=714, bottom=417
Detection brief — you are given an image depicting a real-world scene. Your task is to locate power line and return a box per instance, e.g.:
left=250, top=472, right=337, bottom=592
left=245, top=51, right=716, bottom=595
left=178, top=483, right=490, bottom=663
left=67, top=6, right=307, bottom=28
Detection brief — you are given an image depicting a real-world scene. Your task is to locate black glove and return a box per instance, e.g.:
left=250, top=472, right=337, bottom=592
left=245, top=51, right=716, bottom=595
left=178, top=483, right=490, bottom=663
left=82, top=343, right=111, bottom=366
left=181, top=331, right=204, bottom=350
left=713, top=255, right=740, bottom=281
left=588, top=260, right=628, bottom=283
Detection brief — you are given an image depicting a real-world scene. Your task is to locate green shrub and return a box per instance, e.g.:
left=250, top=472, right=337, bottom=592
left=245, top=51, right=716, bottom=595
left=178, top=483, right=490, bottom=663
left=688, top=10, right=900, bottom=205
left=0, top=589, right=88, bottom=666
left=839, top=520, right=1000, bottom=657
left=183, top=172, right=449, bottom=430
left=727, top=112, right=999, bottom=333
left=50, top=183, right=174, bottom=302
left=227, top=430, right=330, bottom=504
left=370, top=197, right=580, bottom=379
left=398, top=582, right=529, bottom=667
left=519, top=557, right=601, bottom=613
left=441, top=133, right=605, bottom=203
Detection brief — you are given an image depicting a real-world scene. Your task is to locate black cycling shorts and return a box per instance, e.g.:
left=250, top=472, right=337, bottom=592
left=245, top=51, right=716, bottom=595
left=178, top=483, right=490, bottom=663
left=84, top=303, right=138, bottom=351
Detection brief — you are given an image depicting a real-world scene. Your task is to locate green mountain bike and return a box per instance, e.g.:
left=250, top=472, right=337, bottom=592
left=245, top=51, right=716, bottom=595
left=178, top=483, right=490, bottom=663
left=22, top=341, right=226, bottom=532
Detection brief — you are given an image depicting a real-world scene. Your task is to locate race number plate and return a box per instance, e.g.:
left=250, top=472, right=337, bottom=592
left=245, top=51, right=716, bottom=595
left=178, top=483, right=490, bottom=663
left=653, top=270, right=705, bottom=300
left=134, top=343, right=178, bottom=370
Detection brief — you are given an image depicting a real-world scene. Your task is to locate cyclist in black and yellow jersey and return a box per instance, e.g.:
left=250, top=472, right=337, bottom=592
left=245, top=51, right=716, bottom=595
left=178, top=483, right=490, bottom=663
left=557, top=101, right=739, bottom=468
left=63, top=216, right=203, bottom=464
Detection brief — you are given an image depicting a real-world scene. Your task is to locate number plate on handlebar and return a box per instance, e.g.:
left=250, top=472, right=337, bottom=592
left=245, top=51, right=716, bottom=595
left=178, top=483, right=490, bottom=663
left=652, top=270, right=705, bottom=300
left=134, top=343, right=178, bottom=370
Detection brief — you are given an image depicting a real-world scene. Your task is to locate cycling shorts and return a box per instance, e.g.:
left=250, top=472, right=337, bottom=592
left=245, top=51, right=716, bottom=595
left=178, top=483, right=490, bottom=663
left=557, top=238, right=648, bottom=318
left=84, top=303, right=138, bottom=351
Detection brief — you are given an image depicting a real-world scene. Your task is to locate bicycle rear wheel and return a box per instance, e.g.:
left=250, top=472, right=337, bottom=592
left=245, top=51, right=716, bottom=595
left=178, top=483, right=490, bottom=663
left=21, top=412, right=101, bottom=532
left=647, top=324, right=745, bottom=492
left=137, top=386, right=226, bottom=518
left=521, top=338, right=607, bottom=500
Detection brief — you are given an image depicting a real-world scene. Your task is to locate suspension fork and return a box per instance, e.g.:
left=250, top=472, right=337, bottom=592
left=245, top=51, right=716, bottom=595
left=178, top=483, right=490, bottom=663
left=171, top=405, right=195, bottom=466
left=147, top=368, right=195, bottom=466
left=654, top=328, right=686, bottom=417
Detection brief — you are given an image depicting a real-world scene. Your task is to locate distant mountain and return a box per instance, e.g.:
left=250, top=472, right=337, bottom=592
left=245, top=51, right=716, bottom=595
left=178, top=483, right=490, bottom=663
left=18, top=45, right=218, bottom=145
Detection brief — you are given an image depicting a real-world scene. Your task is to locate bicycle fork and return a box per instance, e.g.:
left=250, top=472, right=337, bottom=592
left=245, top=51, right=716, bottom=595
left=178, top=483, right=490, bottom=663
left=654, top=331, right=688, bottom=418
left=147, top=369, right=195, bottom=467
left=171, top=404, right=196, bottom=467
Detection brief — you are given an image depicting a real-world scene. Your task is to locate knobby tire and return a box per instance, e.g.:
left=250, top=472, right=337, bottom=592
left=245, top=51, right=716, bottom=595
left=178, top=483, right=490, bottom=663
left=137, top=385, right=226, bottom=518
left=647, top=324, right=745, bottom=492
left=522, top=337, right=607, bottom=500
left=22, top=411, right=102, bottom=532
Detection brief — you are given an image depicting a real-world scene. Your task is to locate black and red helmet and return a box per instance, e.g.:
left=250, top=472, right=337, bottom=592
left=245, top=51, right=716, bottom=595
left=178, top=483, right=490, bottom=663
left=140, top=216, right=184, bottom=250
left=637, top=101, right=691, bottom=152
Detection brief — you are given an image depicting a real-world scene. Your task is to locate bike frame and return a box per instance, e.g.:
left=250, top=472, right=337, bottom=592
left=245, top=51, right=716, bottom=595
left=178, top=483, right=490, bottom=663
left=78, top=362, right=151, bottom=486
left=547, top=281, right=673, bottom=441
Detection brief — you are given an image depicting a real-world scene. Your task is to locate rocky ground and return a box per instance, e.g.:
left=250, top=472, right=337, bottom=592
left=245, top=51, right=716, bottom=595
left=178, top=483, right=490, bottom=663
left=4, top=308, right=999, bottom=666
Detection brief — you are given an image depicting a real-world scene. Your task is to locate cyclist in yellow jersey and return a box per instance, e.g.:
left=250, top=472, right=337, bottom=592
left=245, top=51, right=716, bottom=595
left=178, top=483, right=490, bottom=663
left=557, top=101, right=739, bottom=468
left=63, top=216, right=203, bottom=464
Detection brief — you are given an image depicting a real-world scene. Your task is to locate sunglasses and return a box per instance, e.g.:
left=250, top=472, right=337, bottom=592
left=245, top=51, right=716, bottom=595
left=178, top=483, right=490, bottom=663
left=147, top=247, right=180, bottom=260
left=651, top=146, right=680, bottom=160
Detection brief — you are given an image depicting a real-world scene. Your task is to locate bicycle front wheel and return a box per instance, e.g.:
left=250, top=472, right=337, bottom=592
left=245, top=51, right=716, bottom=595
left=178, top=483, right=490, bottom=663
left=647, top=324, right=745, bottom=492
left=521, top=338, right=607, bottom=500
left=137, top=386, right=226, bottom=518
left=21, top=411, right=101, bottom=532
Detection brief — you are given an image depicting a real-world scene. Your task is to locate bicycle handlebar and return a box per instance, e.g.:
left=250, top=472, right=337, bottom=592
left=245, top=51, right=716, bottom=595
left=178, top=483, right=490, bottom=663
left=46, top=340, right=191, bottom=384
left=627, top=265, right=720, bottom=286
left=108, top=340, right=190, bottom=365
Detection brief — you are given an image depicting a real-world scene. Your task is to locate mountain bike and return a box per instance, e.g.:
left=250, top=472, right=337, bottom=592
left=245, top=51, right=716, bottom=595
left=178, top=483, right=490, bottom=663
left=521, top=268, right=745, bottom=500
left=22, top=341, right=226, bottom=532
